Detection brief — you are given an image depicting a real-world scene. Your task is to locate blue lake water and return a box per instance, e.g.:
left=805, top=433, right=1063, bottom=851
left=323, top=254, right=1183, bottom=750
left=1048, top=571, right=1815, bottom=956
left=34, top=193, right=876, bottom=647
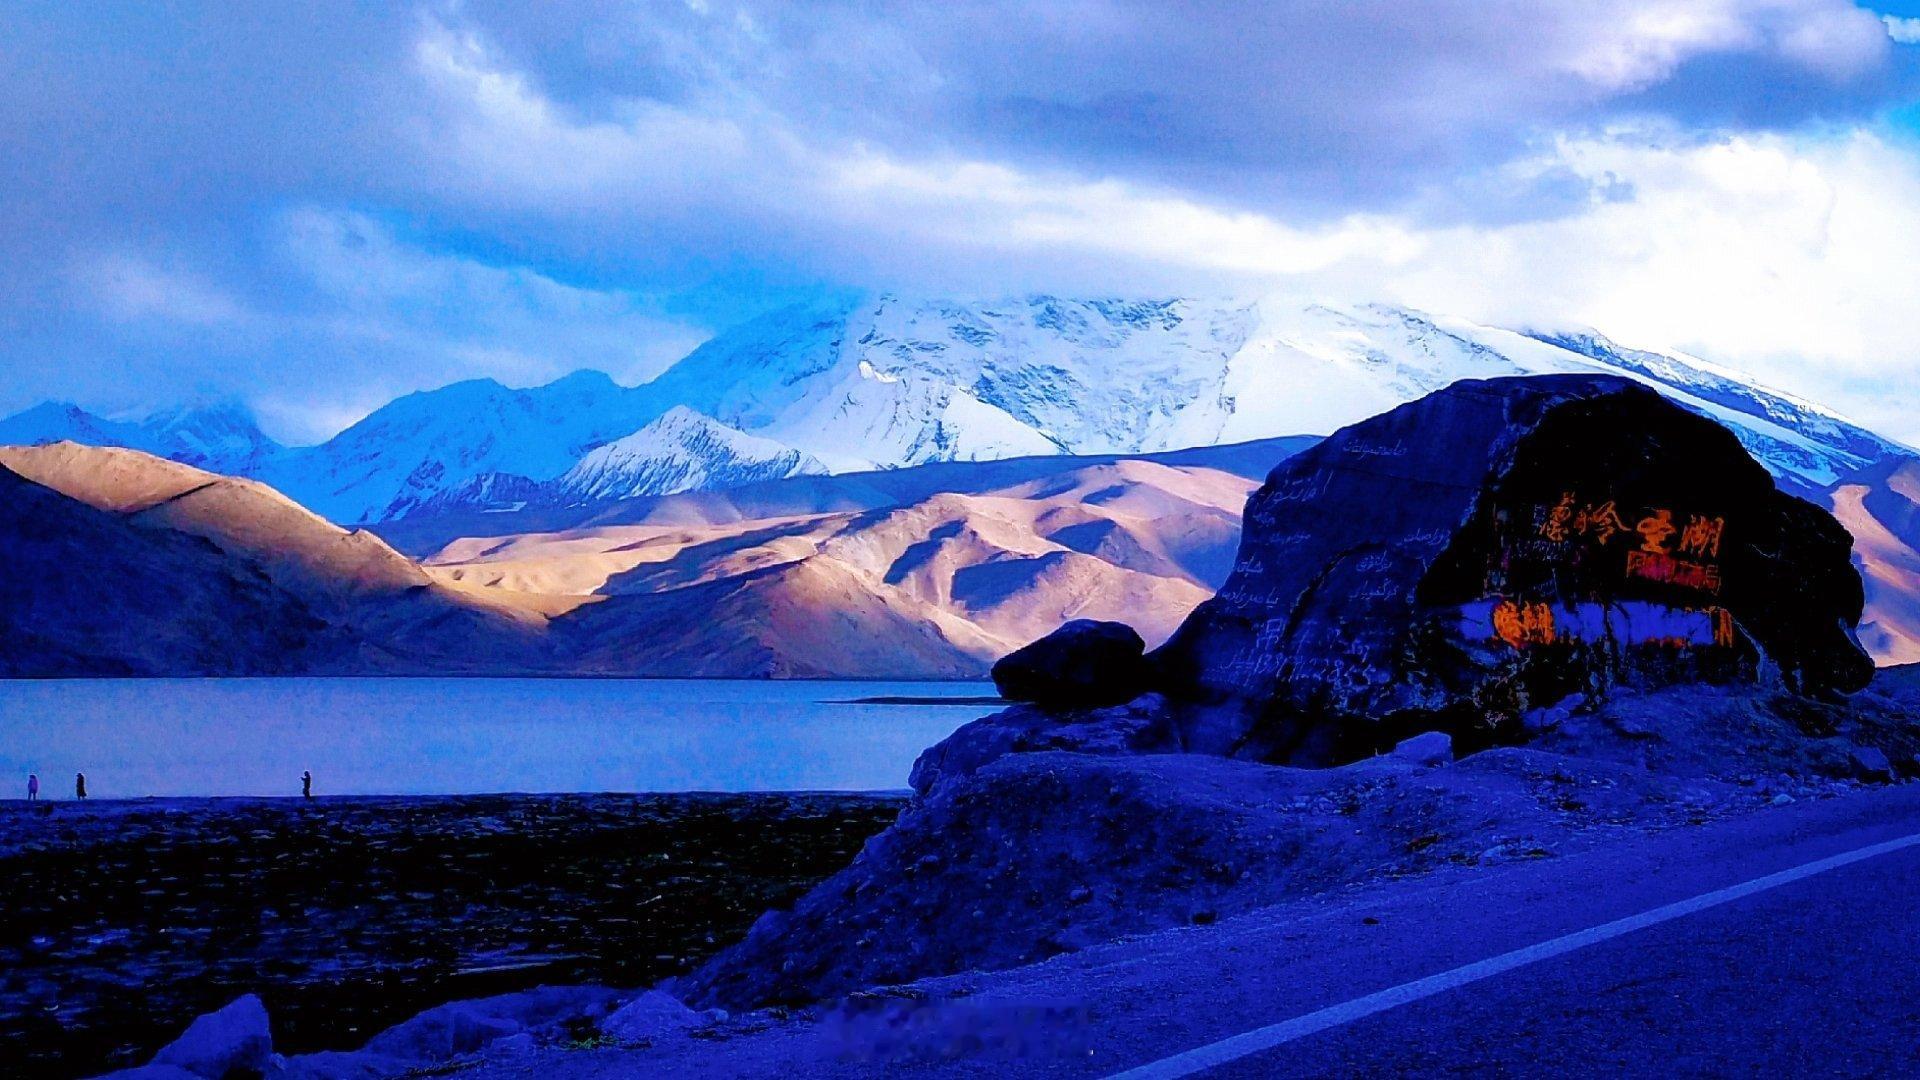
left=0, top=679, right=997, bottom=798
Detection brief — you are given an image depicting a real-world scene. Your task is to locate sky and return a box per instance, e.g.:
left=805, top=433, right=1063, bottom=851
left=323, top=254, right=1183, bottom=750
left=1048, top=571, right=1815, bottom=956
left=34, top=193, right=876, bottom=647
left=4, top=1, right=1920, bottom=445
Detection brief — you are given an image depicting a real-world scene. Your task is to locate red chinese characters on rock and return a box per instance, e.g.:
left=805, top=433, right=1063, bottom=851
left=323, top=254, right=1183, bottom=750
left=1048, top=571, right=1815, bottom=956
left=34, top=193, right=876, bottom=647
left=1535, top=494, right=1728, bottom=597
left=1624, top=550, right=1723, bottom=594
left=1491, top=600, right=1556, bottom=648
left=1679, top=514, right=1725, bottom=558
left=1539, top=493, right=1631, bottom=544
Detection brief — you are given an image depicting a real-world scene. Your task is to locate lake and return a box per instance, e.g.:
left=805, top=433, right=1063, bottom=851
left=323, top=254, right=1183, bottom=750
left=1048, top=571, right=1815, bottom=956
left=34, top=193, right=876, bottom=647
left=0, top=678, right=998, bottom=798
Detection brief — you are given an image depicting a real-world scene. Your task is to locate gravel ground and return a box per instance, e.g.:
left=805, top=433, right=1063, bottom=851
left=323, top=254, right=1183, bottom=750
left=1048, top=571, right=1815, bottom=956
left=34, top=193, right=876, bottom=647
left=0, top=792, right=903, bottom=1077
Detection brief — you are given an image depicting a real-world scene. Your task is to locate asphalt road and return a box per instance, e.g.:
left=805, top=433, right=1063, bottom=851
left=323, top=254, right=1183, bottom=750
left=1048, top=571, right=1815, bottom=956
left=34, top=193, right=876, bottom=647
left=472, top=782, right=1920, bottom=1079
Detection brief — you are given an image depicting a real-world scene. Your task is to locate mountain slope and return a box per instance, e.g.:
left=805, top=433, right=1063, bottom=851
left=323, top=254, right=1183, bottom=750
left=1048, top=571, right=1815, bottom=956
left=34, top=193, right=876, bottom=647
left=0, top=444, right=546, bottom=671
left=0, top=463, right=328, bottom=675
left=1826, top=457, right=1920, bottom=666
left=373, top=434, right=1320, bottom=557
left=424, top=456, right=1262, bottom=674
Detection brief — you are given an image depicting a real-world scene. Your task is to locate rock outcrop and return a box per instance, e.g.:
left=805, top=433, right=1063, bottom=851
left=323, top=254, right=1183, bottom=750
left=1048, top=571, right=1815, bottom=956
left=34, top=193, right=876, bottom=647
left=1158, top=373, right=1870, bottom=757
left=990, top=619, right=1149, bottom=707
left=918, top=375, right=1874, bottom=789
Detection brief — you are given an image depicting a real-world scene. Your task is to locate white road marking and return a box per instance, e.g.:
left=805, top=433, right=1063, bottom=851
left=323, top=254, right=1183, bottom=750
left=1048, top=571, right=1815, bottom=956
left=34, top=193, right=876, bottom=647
left=1107, top=828, right=1920, bottom=1079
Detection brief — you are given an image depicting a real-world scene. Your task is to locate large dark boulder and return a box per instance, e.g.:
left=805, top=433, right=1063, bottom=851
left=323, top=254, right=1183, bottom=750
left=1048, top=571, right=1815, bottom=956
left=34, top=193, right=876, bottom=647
left=991, top=619, right=1149, bottom=707
left=1152, top=373, right=1872, bottom=763
left=914, top=375, right=1875, bottom=791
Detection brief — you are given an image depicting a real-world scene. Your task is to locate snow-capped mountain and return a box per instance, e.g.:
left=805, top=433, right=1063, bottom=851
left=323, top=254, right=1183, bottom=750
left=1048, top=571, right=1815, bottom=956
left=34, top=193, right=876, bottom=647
left=0, top=400, right=281, bottom=476
left=258, top=371, right=655, bottom=523
left=554, top=406, right=827, bottom=503
left=621, top=295, right=1908, bottom=499
left=7, top=295, right=1908, bottom=524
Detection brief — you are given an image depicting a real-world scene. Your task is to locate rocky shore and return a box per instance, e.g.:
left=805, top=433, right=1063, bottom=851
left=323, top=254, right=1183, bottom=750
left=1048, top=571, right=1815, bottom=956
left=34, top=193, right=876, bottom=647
left=0, top=792, right=903, bottom=1077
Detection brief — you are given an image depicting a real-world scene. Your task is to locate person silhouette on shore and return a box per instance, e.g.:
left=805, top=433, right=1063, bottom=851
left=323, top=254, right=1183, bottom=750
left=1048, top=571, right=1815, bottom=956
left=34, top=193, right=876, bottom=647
left=302, top=771, right=312, bottom=799
left=75, top=772, right=87, bottom=799
left=26, top=774, right=37, bottom=801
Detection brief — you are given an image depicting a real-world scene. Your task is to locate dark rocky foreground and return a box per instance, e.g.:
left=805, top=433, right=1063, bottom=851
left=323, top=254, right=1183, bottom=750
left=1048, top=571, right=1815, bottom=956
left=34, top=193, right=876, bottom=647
left=682, top=377, right=1919, bottom=1015
left=0, top=792, right=903, bottom=1077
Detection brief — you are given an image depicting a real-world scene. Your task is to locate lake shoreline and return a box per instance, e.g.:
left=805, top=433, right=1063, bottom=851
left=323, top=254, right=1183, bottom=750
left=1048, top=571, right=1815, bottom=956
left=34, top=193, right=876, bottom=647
left=0, top=676, right=992, bottom=797
left=0, top=791, right=905, bottom=1077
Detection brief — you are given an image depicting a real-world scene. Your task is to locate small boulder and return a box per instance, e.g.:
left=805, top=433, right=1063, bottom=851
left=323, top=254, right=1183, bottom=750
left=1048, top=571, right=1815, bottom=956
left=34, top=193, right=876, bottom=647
left=490, top=1033, right=537, bottom=1055
left=1390, top=731, right=1454, bottom=767
left=991, top=620, right=1148, bottom=708
left=150, top=994, right=273, bottom=1079
left=600, top=990, right=701, bottom=1043
left=1849, top=745, right=1894, bottom=783
left=361, top=986, right=619, bottom=1064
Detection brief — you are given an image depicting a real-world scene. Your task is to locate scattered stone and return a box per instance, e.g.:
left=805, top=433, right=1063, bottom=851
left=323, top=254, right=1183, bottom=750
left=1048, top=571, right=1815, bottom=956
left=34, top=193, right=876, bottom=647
left=360, top=986, right=621, bottom=1064
left=1390, top=732, right=1454, bottom=767
left=990, top=620, right=1148, bottom=708
left=490, top=1032, right=537, bottom=1055
left=149, top=993, right=272, bottom=1079
left=1848, top=745, right=1894, bottom=783
left=599, top=990, right=701, bottom=1043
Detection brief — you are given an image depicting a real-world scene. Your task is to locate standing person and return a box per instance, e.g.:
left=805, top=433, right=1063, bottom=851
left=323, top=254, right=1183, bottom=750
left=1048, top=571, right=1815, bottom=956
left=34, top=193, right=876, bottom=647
left=26, top=774, right=37, bottom=801
left=75, top=772, right=86, bottom=799
left=301, top=771, right=312, bottom=799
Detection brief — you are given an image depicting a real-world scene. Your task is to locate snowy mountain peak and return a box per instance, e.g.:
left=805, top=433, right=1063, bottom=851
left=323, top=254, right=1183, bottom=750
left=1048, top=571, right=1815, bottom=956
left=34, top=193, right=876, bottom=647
left=260, top=372, right=657, bottom=523
left=0, top=399, right=281, bottom=475
left=555, top=406, right=827, bottom=503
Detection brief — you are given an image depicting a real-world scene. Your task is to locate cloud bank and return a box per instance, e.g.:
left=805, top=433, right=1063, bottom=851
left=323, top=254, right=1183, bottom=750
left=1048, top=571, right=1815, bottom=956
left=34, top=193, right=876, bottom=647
left=1, top=1, right=1918, bottom=442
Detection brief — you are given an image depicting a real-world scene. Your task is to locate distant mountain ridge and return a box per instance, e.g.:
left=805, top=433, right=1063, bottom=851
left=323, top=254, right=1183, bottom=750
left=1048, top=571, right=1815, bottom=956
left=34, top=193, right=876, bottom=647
left=0, top=400, right=281, bottom=476
left=4, top=296, right=1910, bottom=525
left=5, top=430, right=1917, bottom=678
left=0, top=439, right=1285, bottom=678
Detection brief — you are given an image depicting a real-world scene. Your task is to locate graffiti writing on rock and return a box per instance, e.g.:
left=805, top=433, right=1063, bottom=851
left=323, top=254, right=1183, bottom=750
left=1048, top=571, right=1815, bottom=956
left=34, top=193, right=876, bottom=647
left=1535, top=492, right=1727, bottom=595
left=1491, top=600, right=1556, bottom=648
left=1625, top=550, right=1722, bottom=594
left=1473, top=600, right=1739, bottom=652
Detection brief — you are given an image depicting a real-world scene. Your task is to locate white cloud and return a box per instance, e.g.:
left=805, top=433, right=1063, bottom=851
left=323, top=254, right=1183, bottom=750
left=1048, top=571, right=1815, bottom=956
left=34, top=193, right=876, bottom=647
left=70, top=254, right=251, bottom=327
left=1886, top=14, right=1920, bottom=42
left=1556, top=0, right=1885, bottom=88
left=1377, top=130, right=1920, bottom=443
left=388, top=14, right=1920, bottom=445
left=276, top=207, right=708, bottom=389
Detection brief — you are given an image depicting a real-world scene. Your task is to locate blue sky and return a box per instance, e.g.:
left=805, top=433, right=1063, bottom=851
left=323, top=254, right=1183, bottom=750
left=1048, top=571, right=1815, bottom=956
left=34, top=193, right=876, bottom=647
left=4, top=1, right=1920, bottom=444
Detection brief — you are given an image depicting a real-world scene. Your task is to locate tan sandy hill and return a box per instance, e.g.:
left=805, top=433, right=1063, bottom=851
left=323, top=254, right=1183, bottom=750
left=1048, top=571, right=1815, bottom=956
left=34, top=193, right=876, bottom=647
left=423, top=459, right=1257, bottom=676
left=10, top=435, right=1917, bottom=678
left=1828, top=457, right=1920, bottom=666
left=0, top=462, right=328, bottom=675
left=0, top=441, right=1267, bottom=677
left=0, top=443, right=546, bottom=671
